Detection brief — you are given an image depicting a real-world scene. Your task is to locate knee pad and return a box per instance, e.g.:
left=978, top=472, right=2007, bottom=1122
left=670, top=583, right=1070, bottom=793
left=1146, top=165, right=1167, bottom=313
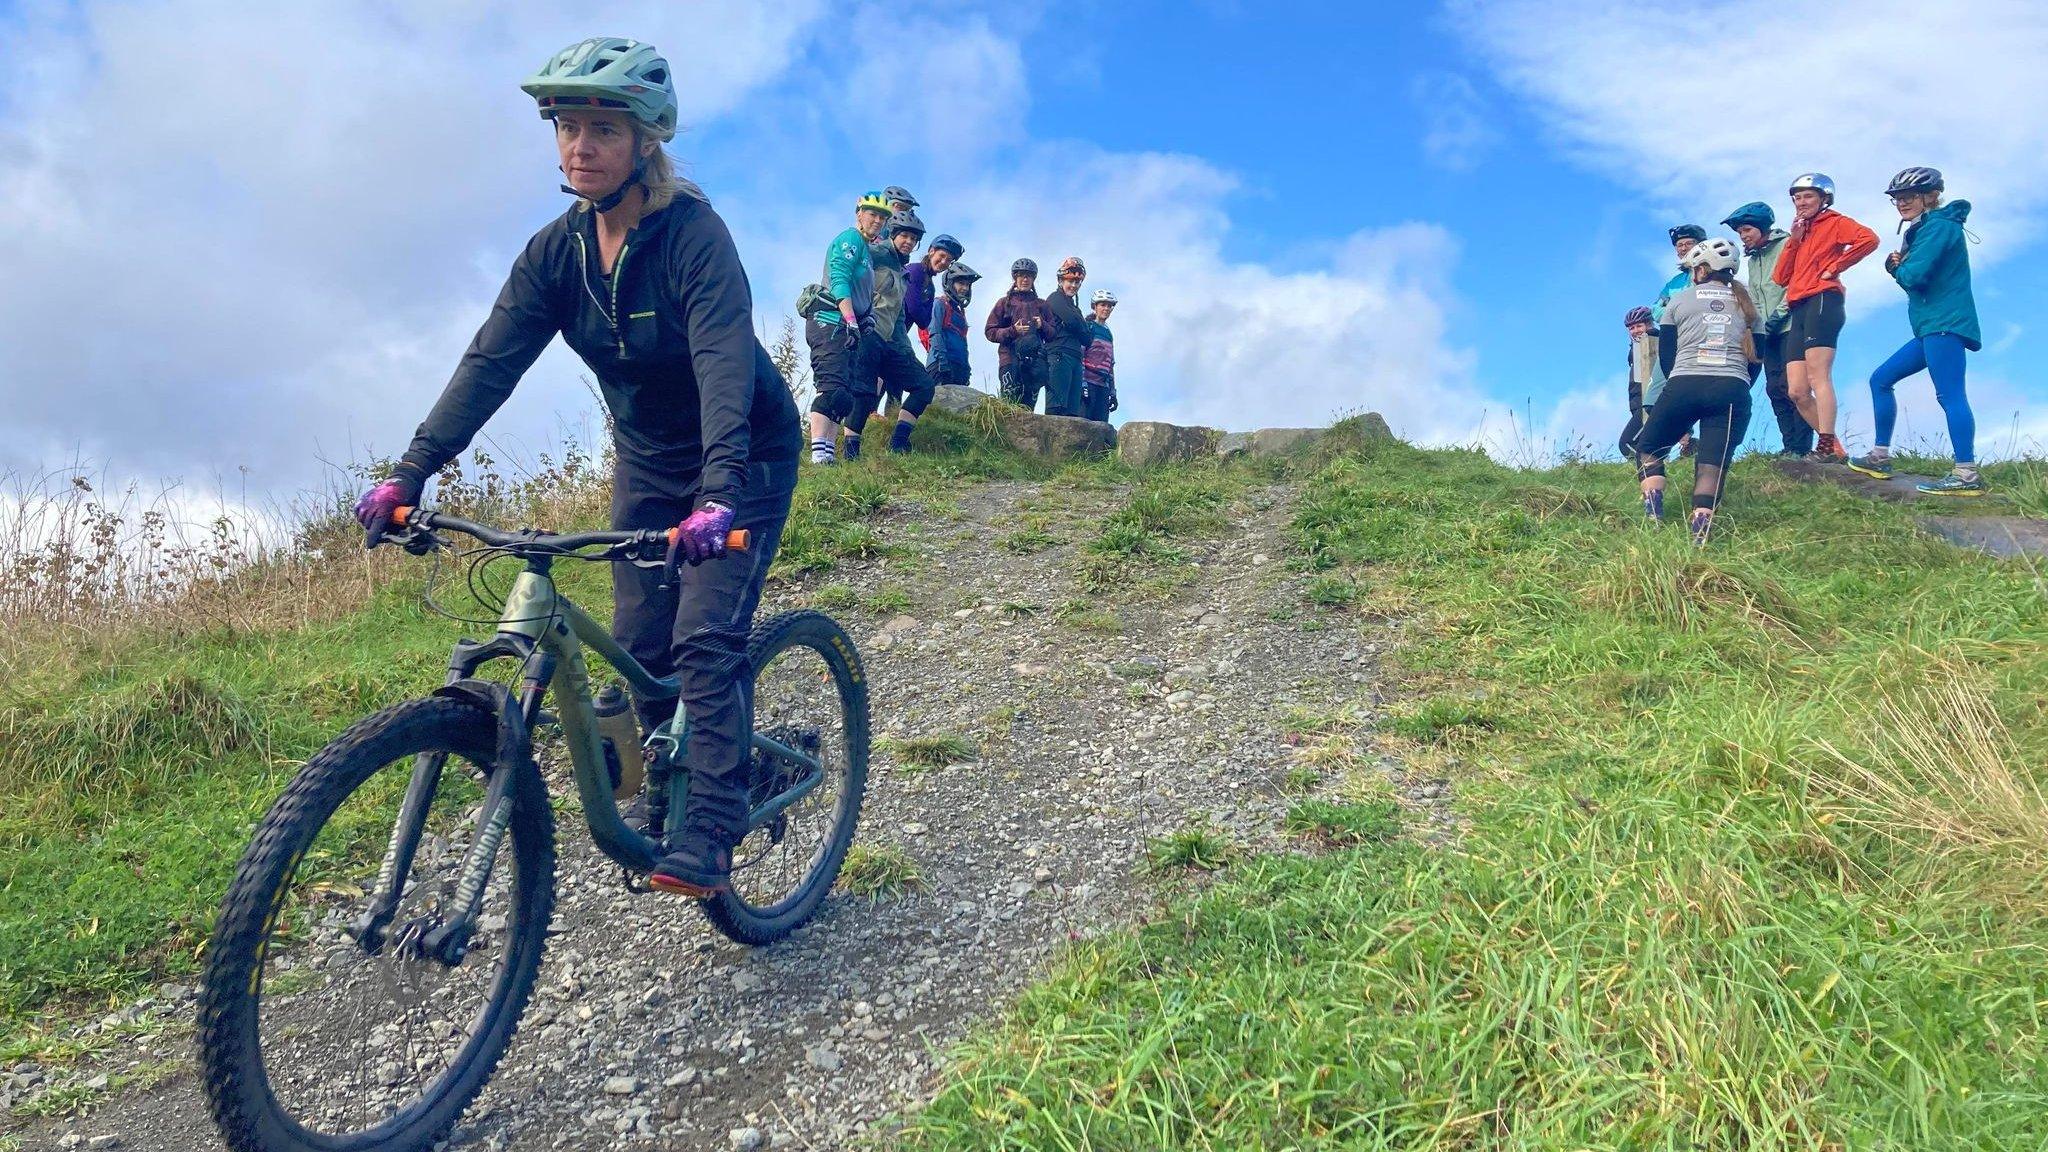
left=1692, top=492, right=1719, bottom=512
left=1636, top=457, right=1666, bottom=482
left=902, top=382, right=936, bottom=417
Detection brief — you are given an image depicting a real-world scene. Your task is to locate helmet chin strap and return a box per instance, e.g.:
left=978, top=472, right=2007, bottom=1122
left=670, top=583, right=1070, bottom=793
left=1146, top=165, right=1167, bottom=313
left=562, top=158, right=648, bottom=213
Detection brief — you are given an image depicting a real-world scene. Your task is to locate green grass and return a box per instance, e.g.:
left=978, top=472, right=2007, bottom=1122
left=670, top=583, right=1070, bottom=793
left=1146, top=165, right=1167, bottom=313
left=0, top=406, right=1073, bottom=1044
left=837, top=843, right=923, bottom=898
left=905, top=442, right=2048, bottom=1150
left=1144, top=824, right=1238, bottom=874
left=1077, top=466, right=1241, bottom=591
left=862, top=583, right=914, bottom=614
left=1281, top=798, right=1402, bottom=847
left=879, top=733, right=981, bottom=770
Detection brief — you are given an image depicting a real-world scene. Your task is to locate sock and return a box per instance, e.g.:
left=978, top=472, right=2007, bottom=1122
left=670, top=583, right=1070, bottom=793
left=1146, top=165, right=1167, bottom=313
left=889, top=420, right=914, bottom=453
left=1868, top=445, right=1890, bottom=461
left=843, top=434, right=861, bottom=460
left=810, top=439, right=835, bottom=464
left=1956, top=461, right=1979, bottom=481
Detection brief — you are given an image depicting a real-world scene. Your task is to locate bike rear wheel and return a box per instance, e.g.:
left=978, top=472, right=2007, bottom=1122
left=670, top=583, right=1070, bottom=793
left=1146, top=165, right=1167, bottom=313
left=702, top=610, right=870, bottom=945
left=198, top=696, right=554, bottom=1152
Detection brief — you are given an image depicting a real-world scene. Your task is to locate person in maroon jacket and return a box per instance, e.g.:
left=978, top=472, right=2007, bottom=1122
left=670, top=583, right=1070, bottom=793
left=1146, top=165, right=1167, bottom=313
left=984, top=258, right=1059, bottom=410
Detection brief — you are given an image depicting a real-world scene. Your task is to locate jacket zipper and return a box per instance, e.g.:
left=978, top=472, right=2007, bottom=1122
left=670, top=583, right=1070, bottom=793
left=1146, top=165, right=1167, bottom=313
left=572, top=230, right=633, bottom=360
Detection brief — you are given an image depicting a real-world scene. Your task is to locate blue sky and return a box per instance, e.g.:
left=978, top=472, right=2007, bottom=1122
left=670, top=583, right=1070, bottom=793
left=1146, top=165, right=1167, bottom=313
left=3, top=0, right=2046, bottom=503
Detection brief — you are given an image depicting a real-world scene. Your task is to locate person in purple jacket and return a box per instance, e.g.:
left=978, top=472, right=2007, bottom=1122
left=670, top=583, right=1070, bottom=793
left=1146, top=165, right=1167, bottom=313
left=904, top=234, right=962, bottom=356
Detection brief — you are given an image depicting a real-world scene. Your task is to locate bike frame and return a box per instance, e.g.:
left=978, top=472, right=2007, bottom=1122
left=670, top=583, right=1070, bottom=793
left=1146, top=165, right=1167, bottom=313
left=350, top=552, right=825, bottom=960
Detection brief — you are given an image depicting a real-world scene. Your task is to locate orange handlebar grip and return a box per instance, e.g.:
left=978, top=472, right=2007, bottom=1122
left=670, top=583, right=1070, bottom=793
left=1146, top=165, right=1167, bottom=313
left=661, top=527, right=752, bottom=553
left=392, top=505, right=415, bottom=527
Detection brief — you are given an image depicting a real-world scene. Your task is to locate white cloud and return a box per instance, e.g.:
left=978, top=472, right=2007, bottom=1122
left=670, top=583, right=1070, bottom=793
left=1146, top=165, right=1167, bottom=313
left=1449, top=0, right=2048, bottom=280
left=0, top=1, right=827, bottom=486
left=0, top=3, right=1489, bottom=496
left=1411, top=72, right=1498, bottom=172
left=840, top=15, right=1029, bottom=159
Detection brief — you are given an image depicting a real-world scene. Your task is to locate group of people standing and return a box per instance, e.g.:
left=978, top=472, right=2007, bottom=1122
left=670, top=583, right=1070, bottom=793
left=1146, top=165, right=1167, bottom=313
left=1623, top=166, right=1986, bottom=544
left=801, top=189, right=1121, bottom=465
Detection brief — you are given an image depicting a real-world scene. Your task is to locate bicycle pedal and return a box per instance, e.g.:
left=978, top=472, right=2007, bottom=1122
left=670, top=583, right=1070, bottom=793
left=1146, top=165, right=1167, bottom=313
left=621, top=867, right=653, bottom=894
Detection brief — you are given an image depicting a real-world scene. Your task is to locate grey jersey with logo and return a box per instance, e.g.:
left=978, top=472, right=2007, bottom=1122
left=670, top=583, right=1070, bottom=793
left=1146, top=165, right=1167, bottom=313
left=1662, top=281, right=1760, bottom=381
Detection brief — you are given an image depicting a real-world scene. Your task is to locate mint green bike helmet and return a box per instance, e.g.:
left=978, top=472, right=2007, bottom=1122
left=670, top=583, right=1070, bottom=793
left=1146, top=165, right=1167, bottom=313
left=521, top=37, right=678, bottom=142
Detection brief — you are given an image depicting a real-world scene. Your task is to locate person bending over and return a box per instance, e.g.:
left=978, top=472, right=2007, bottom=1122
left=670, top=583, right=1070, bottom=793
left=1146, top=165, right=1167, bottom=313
left=1641, top=237, right=1762, bottom=546
left=354, top=38, right=800, bottom=896
left=1772, top=173, right=1878, bottom=463
left=1849, top=168, right=1987, bottom=496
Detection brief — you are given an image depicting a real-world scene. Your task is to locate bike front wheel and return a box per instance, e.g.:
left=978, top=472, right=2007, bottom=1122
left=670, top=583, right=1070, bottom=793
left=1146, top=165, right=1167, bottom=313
left=197, top=696, right=555, bottom=1152
left=702, top=610, right=870, bottom=945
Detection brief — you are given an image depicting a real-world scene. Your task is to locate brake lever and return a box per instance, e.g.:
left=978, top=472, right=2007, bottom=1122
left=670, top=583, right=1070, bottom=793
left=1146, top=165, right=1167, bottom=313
left=396, top=527, right=445, bottom=556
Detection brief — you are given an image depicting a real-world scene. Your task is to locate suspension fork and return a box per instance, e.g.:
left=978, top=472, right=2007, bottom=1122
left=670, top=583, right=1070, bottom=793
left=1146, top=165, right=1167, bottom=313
left=417, top=650, right=555, bottom=965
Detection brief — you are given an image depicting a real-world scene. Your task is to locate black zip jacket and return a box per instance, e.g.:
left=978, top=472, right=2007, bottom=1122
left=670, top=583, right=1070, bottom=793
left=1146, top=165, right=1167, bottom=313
left=1045, top=288, right=1090, bottom=358
left=398, top=195, right=799, bottom=508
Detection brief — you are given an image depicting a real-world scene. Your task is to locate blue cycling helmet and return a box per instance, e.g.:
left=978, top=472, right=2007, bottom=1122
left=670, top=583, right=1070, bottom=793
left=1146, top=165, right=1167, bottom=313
left=929, top=234, right=964, bottom=258
left=1721, top=201, right=1775, bottom=232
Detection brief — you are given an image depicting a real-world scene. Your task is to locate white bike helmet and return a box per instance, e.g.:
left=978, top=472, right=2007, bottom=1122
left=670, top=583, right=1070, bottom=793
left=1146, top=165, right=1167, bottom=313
left=1091, top=290, right=1118, bottom=306
left=1682, top=236, right=1742, bottom=273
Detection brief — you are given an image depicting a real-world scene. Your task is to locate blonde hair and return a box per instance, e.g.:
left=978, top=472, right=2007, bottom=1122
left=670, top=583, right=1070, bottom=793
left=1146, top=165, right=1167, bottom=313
left=572, top=127, right=705, bottom=213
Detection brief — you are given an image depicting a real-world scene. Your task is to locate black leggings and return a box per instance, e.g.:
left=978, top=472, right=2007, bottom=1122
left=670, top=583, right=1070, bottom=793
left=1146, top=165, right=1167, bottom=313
left=1637, top=374, right=1752, bottom=511
left=871, top=333, right=935, bottom=420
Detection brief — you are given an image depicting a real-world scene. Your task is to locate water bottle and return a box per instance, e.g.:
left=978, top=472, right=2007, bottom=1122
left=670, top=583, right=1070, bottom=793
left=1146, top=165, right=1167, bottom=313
left=593, top=685, right=644, bottom=800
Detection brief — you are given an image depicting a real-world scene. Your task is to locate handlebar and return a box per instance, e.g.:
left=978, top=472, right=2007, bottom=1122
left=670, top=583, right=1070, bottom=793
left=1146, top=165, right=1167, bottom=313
left=391, top=506, right=751, bottom=556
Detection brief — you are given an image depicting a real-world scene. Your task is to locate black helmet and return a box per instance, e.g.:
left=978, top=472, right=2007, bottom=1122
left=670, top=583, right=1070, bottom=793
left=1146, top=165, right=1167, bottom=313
left=1886, top=166, right=1944, bottom=198
left=929, top=234, right=964, bottom=258
left=887, top=210, right=925, bottom=238
left=945, top=263, right=980, bottom=286
left=1668, top=223, right=1707, bottom=243
left=1011, top=257, right=1038, bottom=276
left=884, top=185, right=919, bottom=208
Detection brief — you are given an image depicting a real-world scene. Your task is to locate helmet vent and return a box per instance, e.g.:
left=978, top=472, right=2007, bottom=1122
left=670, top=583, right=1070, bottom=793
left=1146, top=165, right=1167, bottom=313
left=644, top=67, right=667, bottom=84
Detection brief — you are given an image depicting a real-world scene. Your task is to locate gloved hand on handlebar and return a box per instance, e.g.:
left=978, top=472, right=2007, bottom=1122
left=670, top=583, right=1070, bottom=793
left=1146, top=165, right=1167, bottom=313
left=666, top=501, right=736, bottom=569
left=354, top=474, right=421, bottom=549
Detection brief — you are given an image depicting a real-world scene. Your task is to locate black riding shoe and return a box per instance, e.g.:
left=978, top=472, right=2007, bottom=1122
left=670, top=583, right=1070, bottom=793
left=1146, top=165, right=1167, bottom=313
left=649, top=825, right=734, bottom=898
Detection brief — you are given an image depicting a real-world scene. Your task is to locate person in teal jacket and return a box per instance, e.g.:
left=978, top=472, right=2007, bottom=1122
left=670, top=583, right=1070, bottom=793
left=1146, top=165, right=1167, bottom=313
left=1847, top=168, right=1986, bottom=496
left=805, top=191, right=890, bottom=464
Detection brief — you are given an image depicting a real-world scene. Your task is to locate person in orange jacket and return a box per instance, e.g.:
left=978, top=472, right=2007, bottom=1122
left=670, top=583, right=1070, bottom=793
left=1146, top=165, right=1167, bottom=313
left=1771, top=173, right=1878, bottom=462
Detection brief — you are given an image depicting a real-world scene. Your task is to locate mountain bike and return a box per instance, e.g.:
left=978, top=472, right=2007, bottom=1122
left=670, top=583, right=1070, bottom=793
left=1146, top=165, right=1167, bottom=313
left=196, top=507, right=869, bottom=1152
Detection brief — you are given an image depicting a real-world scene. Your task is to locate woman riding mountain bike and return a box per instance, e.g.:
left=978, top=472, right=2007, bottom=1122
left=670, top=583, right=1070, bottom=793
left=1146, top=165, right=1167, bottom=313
left=1640, top=236, right=1762, bottom=546
left=353, top=36, right=799, bottom=898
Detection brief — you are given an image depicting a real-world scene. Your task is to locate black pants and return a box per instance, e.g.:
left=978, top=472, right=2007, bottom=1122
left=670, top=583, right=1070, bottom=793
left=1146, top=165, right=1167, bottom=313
left=1081, top=379, right=1114, bottom=423
left=611, top=458, right=797, bottom=845
left=928, top=358, right=969, bottom=389
left=805, top=317, right=873, bottom=426
left=1619, top=379, right=1645, bottom=458
left=1757, top=331, right=1813, bottom=454
left=1044, top=352, right=1085, bottom=417
left=1000, top=356, right=1047, bottom=410
left=1638, top=374, right=1752, bottom=511
left=871, top=332, right=934, bottom=420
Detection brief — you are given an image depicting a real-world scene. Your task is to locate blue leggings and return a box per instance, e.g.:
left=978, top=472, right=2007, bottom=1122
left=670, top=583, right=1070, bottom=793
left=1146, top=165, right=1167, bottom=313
left=1870, top=333, right=1974, bottom=462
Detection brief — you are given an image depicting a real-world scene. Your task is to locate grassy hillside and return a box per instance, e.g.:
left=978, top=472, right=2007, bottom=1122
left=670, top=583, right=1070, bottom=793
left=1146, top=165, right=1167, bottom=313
left=905, top=439, right=2048, bottom=1150
left=0, top=408, right=1061, bottom=1045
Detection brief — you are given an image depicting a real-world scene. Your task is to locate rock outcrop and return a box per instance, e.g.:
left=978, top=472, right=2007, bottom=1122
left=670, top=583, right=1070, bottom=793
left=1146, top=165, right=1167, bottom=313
left=1117, top=421, right=1221, bottom=467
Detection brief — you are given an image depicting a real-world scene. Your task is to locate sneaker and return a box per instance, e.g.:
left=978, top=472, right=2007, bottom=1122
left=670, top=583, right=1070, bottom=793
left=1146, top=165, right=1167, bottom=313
left=648, top=823, right=733, bottom=898
left=1689, top=509, right=1714, bottom=547
left=1916, top=472, right=1987, bottom=498
left=1643, top=488, right=1664, bottom=523
left=1846, top=453, right=1894, bottom=480
left=842, top=434, right=862, bottom=461
left=620, top=790, right=654, bottom=836
left=809, top=441, right=836, bottom=466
